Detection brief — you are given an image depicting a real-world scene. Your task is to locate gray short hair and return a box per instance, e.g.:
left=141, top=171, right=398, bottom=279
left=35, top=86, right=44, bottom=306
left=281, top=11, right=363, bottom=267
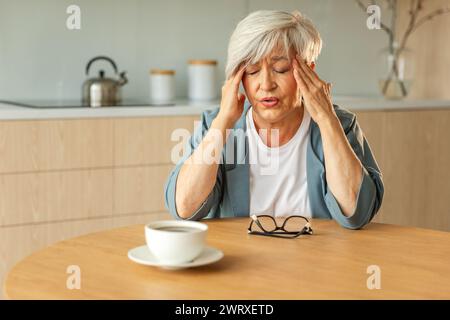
left=225, top=10, right=322, bottom=79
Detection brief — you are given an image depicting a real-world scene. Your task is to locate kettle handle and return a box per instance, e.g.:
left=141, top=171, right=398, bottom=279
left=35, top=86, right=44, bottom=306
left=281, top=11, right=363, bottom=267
left=85, top=56, right=119, bottom=76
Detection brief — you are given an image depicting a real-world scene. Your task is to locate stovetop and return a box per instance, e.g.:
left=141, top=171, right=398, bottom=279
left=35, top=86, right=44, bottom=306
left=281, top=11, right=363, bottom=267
left=0, top=99, right=175, bottom=108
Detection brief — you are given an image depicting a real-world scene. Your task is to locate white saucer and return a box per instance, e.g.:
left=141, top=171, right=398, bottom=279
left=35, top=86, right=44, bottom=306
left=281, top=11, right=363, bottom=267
left=127, top=245, right=224, bottom=270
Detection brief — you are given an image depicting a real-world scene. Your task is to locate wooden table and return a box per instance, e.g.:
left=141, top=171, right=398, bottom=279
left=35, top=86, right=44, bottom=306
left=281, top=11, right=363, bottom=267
left=4, top=218, right=450, bottom=299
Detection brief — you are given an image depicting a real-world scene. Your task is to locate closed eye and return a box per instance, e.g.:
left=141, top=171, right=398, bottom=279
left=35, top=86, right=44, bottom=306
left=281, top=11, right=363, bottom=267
left=246, top=69, right=290, bottom=75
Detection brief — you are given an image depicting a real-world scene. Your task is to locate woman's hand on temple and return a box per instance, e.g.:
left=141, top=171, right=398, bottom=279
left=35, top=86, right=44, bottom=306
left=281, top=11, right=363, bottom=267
left=292, top=55, right=336, bottom=126
left=293, top=54, right=363, bottom=217
left=217, top=66, right=246, bottom=128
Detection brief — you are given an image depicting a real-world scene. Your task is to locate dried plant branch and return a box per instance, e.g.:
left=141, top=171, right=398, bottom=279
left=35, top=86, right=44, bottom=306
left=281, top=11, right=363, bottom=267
left=412, top=7, right=450, bottom=33
left=398, top=3, right=450, bottom=55
left=390, top=0, right=398, bottom=51
left=397, top=0, right=423, bottom=54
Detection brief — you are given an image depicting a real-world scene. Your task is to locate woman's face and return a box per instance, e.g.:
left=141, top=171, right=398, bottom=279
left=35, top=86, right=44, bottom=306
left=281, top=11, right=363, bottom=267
left=242, top=48, right=311, bottom=125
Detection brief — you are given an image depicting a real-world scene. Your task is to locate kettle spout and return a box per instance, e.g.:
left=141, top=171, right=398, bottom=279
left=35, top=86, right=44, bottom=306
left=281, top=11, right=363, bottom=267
left=118, top=71, right=128, bottom=86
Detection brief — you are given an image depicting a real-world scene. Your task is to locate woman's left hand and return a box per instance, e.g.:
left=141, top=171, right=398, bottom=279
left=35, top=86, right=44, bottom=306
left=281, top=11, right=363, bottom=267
left=292, top=54, right=336, bottom=126
left=293, top=55, right=363, bottom=217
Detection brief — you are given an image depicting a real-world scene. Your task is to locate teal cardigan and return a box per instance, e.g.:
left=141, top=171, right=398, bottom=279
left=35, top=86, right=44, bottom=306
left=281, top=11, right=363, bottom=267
left=164, top=102, right=384, bottom=229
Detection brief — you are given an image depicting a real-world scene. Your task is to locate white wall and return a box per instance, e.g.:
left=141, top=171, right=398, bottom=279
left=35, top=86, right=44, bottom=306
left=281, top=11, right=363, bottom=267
left=0, top=0, right=387, bottom=101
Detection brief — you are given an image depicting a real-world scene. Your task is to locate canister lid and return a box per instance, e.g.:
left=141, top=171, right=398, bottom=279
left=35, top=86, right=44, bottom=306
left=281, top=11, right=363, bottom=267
left=149, top=69, right=175, bottom=75
left=188, top=59, right=217, bottom=65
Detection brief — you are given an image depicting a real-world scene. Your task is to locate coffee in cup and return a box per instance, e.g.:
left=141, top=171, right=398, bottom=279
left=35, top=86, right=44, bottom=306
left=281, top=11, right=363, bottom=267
left=145, top=220, right=207, bottom=265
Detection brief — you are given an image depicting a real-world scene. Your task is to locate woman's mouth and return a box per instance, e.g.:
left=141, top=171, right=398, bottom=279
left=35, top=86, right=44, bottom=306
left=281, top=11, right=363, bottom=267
left=259, top=97, right=279, bottom=108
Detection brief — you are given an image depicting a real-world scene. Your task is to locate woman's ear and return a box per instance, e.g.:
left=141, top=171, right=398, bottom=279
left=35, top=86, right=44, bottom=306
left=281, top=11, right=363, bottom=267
left=310, top=62, right=316, bottom=70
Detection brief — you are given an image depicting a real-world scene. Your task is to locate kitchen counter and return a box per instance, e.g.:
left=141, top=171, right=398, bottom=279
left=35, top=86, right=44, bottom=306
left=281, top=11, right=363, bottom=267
left=0, top=97, right=449, bottom=120
left=0, top=99, right=220, bottom=120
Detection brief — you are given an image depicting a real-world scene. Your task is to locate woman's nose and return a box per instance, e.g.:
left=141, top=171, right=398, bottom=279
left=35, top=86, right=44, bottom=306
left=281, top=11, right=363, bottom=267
left=259, top=69, right=277, bottom=91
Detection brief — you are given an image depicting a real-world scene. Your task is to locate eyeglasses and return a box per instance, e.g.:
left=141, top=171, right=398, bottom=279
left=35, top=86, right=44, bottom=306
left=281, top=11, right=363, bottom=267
left=248, top=214, right=313, bottom=239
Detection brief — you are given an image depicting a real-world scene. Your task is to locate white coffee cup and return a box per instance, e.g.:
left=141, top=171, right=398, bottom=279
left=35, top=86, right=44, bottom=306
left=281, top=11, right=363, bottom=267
left=145, top=220, right=208, bottom=265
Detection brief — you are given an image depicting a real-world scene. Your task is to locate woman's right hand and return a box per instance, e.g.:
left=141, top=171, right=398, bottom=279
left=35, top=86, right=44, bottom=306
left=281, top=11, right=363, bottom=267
left=217, top=66, right=246, bottom=128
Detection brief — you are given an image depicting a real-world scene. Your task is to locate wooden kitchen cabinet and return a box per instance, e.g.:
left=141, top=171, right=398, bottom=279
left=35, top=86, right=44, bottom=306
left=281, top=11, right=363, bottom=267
left=114, top=116, right=197, bottom=166
left=0, top=119, right=114, bottom=173
left=355, top=109, right=450, bottom=232
left=0, top=168, right=114, bottom=226
left=0, top=115, right=197, bottom=227
left=382, top=110, right=450, bottom=231
left=113, top=165, right=173, bottom=215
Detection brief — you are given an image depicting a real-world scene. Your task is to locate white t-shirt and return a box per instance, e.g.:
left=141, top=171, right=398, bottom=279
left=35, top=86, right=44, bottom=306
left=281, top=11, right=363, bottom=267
left=246, top=106, right=312, bottom=218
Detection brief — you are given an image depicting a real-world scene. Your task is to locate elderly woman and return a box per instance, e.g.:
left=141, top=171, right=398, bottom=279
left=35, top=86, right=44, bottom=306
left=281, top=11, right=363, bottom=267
left=164, top=10, right=384, bottom=230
